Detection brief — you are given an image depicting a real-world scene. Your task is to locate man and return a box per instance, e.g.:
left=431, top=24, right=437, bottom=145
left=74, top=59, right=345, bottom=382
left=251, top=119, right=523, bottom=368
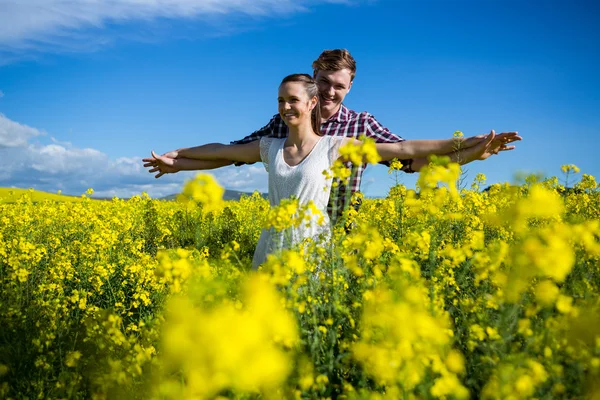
left=144, top=49, right=520, bottom=218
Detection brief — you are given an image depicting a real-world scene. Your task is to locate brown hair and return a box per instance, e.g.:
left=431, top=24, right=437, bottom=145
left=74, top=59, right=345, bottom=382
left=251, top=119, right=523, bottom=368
left=280, top=74, right=323, bottom=136
left=312, top=49, right=357, bottom=81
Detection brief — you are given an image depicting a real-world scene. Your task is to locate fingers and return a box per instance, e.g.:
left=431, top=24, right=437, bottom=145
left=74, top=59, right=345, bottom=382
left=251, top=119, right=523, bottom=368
left=495, top=132, right=522, bottom=143
left=499, top=145, right=516, bottom=151
left=142, top=150, right=166, bottom=178
left=144, top=151, right=162, bottom=168
left=489, top=145, right=516, bottom=157
left=490, top=137, right=520, bottom=148
left=472, top=131, right=522, bottom=149
left=484, top=130, right=495, bottom=146
left=503, top=137, right=521, bottom=144
left=143, top=153, right=159, bottom=169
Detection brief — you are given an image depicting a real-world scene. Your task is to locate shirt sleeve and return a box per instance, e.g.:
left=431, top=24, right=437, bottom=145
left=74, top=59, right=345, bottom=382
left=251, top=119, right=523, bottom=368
left=364, top=113, right=415, bottom=173
left=230, top=114, right=289, bottom=145
left=231, top=115, right=277, bottom=145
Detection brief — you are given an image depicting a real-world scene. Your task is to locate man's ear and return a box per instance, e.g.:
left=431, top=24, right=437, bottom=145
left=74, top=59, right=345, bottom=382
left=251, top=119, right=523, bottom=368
left=348, top=80, right=353, bottom=93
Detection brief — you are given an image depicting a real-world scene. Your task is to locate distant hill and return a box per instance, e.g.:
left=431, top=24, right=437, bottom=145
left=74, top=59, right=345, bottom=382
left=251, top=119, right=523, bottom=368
left=0, top=188, right=90, bottom=203
left=160, top=189, right=267, bottom=201
left=0, top=188, right=266, bottom=203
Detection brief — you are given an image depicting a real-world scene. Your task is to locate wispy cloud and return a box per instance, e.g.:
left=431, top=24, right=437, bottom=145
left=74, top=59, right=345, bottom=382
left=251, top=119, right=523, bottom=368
left=0, top=0, right=355, bottom=62
left=0, top=90, right=4, bottom=97
left=0, top=113, right=44, bottom=147
left=0, top=113, right=268, bottom=198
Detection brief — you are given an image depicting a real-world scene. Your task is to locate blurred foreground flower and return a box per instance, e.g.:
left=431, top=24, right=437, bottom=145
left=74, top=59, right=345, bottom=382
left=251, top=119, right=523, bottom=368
left=156, top=274, right=299, bottom=399
left=178, top=173, right=224, bottom=213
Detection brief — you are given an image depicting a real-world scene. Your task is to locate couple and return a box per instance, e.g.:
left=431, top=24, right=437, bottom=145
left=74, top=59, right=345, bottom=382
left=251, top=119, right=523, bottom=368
left=144, top=49, right=521, bottom=268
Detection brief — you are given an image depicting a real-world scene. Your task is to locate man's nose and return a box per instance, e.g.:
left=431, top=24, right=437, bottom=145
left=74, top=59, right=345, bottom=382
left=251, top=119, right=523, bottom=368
left=327, top=86, right=335, bottom=97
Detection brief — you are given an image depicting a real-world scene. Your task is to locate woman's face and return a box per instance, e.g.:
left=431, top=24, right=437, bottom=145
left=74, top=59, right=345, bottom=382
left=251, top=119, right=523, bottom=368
left=278, top=82, right=317, bottom=127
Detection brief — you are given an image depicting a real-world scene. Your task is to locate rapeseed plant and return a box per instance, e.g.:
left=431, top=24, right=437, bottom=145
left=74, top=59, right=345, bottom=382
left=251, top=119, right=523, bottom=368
left=0, top=164, right=599, bottom=398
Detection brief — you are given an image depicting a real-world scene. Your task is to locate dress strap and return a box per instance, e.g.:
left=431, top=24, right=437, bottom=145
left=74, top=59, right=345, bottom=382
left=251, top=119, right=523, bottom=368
left=327, top=136, right=346, bottom=165
left=259, top=137, right=275, bottom=172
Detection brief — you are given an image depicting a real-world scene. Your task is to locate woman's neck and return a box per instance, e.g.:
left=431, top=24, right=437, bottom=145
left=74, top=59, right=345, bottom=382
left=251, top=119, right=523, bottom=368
left=286, top=121, right=319, bottom=148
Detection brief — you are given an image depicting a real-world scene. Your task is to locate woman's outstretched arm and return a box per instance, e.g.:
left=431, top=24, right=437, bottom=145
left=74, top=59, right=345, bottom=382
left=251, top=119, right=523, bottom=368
left=145, top=141, right=261, bottom=178
left=176, top=141, right=261, bottom=163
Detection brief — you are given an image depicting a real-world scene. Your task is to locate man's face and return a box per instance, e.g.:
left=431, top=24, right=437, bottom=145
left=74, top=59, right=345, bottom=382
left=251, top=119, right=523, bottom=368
left=314, top=68, right=353, bottom=117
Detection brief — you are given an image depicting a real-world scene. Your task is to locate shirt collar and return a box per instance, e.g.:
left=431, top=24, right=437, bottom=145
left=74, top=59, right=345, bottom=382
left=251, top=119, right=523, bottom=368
left=326, top=104, right=350, bottom=123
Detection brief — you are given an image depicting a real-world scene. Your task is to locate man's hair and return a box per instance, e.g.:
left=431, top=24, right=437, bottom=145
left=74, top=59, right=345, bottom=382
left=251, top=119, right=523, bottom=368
left=312, top=49, right=357, bottom=81
left=280, top=74, right=323, bottom=136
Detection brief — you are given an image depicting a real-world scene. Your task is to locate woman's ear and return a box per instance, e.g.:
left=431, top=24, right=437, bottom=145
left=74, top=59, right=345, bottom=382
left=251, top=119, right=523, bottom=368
left=310, top=96, right=318, bottom=110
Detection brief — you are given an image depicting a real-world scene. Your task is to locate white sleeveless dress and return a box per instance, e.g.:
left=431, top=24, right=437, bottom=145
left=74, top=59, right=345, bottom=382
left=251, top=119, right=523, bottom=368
left=252, top=136, right=345, bottom=269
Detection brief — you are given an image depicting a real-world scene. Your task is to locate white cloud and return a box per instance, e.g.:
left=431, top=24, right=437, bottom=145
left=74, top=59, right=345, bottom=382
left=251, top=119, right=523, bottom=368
left=212, top=164, right=268, bottom=191
left=0, top=90, right=4, bottom=98
left=92, top=182, right=183, bottom=199
left=0, top=0, right=353, bottom=57
left=0, top=113, right=44, bottom=147
left=0, top=113, right=268, bottom=198
left=31, top=144, right=108, bottom=174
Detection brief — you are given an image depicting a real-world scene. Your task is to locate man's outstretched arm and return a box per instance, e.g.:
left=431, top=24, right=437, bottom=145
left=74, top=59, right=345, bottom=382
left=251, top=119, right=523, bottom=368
left=409, top=130, right=520, bottom=171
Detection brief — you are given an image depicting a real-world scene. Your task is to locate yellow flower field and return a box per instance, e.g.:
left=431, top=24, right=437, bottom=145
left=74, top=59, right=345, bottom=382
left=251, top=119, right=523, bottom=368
left=0, top=161, right=599, bottom=399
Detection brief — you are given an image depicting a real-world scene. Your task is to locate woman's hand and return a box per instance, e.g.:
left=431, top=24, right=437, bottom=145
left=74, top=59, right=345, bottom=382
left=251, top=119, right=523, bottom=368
left=143, top=150, right=180, bottom=178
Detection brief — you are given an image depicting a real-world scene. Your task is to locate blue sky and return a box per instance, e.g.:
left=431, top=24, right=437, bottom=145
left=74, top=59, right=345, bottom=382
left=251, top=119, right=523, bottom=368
left=0, top=0, right=598, bottom=198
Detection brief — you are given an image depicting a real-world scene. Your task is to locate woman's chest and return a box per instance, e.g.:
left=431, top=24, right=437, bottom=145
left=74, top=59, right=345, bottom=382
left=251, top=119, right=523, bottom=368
left=271, top=149, right=329, bottom=181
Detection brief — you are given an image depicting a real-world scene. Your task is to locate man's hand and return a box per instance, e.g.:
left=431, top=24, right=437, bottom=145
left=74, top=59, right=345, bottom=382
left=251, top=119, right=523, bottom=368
left=455, top=130, right=519, bottom=163
left=489, top=131, right=521, bottom=152
left=143, top=150, right=180, bottom=178
left=478, top=129, right=523, bottom=160
left=459, top=131, right=521, bottom=149
left=411, top=130, right=521, bottom=171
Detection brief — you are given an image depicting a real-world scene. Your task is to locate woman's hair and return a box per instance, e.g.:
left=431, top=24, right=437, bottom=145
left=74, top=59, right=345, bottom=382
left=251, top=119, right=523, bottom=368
left=280, top=73, right=322, bottom=136
left=312, top=49, right=357, bottom=81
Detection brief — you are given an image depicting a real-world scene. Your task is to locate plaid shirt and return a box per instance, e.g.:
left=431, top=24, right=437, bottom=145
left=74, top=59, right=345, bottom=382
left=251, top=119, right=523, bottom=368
left=232, top=104, right=414, bottom=219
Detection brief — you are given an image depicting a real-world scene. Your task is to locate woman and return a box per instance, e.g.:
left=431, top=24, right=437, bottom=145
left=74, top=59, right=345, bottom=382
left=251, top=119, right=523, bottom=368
left=146, top=74, right=514, bottom=268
